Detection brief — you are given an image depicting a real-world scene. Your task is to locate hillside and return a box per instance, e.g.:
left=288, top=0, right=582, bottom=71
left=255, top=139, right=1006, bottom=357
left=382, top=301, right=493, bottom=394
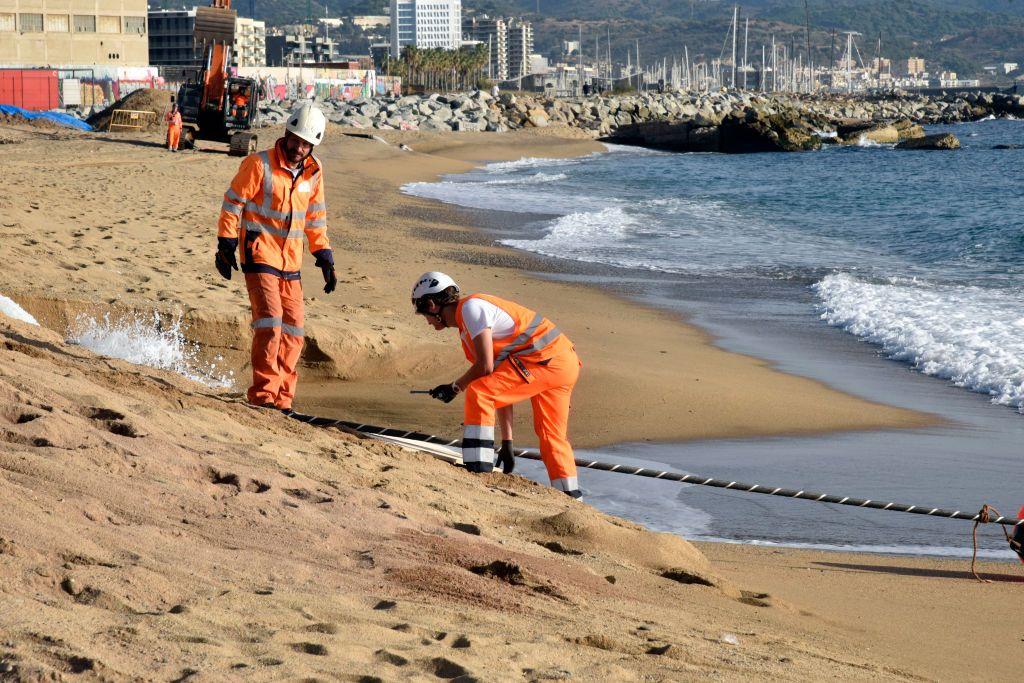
left=165, top=0, right=1024, bottom=77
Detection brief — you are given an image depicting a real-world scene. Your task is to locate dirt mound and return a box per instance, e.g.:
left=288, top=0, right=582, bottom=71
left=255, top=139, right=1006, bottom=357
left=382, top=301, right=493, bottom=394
left=530, top=508, right=711, bottom=574
left=86, top=88, right=172, bottom=132
left=0, top=112, right=58, bottom=130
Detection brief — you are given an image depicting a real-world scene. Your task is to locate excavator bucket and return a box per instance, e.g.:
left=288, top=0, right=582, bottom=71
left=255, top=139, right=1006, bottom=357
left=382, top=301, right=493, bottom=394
left=193, top=6, right=236, bottom=44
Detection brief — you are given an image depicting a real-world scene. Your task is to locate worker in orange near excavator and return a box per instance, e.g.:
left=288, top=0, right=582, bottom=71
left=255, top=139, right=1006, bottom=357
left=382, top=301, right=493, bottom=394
left=165, top=103, right=182, bottom=152
left=231, top=89, right=249, bottom=120
left=215, top=102, right=337, bottom=411
left=412, top=272, right=583, bottom=499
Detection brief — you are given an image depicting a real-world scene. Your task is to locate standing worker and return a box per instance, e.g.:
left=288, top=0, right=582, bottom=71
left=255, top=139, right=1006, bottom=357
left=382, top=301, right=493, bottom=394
left=411, top=272, right=583, bottom=499
left=165, top=103, right=182, bottom=152
left=215, top=102, right=337, bottom=411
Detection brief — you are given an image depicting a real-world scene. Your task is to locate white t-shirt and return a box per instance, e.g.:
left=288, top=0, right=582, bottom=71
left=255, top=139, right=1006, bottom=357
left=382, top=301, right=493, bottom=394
left=461, top=298, right=516, bottom=340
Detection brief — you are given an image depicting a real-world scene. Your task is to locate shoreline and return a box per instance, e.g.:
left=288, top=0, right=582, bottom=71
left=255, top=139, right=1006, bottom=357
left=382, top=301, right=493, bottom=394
left=296, top=125, right=939, bottom=448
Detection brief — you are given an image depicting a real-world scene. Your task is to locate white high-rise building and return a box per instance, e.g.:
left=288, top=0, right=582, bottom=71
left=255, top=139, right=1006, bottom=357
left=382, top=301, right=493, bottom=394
left=390, top=0, right=461, bottom=59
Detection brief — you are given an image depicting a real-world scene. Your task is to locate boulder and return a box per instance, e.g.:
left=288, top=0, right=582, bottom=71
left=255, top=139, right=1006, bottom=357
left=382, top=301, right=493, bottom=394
left=837, top=120, right=899, bottom=144
left=601, top=120, right=719, bottom=153
left=419, top=118, right=452, bottom=133
left=718, top=110, right=821, bottom=153
left=895, top=133, right=961, bottom=150
left=453, top=119, right=483, bottom=132
left=344, top=113, right=372, bottom=128
left=893, top=118, right=925, bottom=140
left=526, top=108, right=549, bottom=128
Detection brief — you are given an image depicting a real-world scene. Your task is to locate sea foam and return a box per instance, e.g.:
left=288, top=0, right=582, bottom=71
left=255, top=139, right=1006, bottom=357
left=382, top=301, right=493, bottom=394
left=68, top=312, right=234, bottom=389
left=814, top=273, right=1024, bottom=411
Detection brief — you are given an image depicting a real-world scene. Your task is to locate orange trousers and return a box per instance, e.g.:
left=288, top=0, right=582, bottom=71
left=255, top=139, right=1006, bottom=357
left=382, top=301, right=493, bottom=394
left=167, top=125, right=181, bottom=150
left=245, top=273, right=304, bottom=409
left=463, top=348, right=581, bottom=496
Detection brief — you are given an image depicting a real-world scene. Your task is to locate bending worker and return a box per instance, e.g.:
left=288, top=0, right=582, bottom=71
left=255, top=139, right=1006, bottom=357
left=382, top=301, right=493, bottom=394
left=412, top=272, right=583, bottom=499
left=215, top=102, right=337, bottom=411
left=165, top=103, right=182, bottom=152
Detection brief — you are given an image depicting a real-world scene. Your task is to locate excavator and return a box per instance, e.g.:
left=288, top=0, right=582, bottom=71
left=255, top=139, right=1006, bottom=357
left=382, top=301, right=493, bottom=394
left=176, top=0, right=260, bottom=156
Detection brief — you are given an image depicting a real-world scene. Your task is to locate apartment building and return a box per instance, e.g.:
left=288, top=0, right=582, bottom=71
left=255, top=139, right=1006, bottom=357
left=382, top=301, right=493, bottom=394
left=0, top=0, right=148, bottom=66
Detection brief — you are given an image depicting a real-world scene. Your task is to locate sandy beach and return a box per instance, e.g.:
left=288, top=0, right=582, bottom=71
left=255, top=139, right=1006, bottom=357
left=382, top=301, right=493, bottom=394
left=0, top=120, right=1019, bottom=680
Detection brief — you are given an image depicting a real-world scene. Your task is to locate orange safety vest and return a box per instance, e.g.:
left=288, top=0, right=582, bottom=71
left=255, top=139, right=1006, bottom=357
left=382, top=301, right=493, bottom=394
left=455, top=294, right=572, bottom=366
left=217, top=140, right=331, bottom=279
left=165, top=111, right=181, bottom=128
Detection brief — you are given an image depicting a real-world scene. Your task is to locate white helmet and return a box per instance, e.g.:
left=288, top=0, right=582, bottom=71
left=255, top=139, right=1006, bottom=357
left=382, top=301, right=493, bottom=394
left=411, top=271, right=459, bottom=310
left=286, top=102, right=326, bottom=145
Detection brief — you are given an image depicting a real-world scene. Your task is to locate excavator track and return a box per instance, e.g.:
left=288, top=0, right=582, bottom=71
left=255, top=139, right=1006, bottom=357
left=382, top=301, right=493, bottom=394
left=229, top=132, right=258, bottom=157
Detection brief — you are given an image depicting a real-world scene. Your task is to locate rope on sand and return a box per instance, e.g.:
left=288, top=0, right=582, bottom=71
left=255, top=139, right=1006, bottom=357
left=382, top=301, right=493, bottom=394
left=286, top=410, right=1023, bottom=529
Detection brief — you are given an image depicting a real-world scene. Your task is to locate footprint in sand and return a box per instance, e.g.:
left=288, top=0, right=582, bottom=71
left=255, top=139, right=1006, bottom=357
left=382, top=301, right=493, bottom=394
left=375, top=649, right=409, bottom=666
left=290, top=642, right=328, bottom=656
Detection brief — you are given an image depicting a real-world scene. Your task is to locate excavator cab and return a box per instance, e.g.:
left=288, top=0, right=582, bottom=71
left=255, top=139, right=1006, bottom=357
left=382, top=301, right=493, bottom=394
left=225, top=78, right=258, bottom=130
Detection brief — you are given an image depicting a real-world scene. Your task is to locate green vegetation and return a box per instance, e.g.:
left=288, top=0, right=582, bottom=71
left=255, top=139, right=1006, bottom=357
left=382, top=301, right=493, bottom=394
left=387, top=44, right=491, bottom=91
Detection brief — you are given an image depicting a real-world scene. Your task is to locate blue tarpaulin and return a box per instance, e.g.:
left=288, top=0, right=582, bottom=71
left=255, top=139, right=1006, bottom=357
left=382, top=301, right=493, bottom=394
left=0, top=104, right=93, bottom=131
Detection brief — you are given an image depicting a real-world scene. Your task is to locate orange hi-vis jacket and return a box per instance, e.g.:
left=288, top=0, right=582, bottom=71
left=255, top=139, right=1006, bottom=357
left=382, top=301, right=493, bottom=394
left=455, top=294, right=572, bottom=366
left=165, top=111, right=181, bottom=128
left=218, top=140, right=332, bottom=280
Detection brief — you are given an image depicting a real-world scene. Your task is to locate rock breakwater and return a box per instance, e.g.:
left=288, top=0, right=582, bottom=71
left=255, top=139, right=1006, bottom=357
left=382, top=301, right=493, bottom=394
left=257, top=89, right=1023, bottom=151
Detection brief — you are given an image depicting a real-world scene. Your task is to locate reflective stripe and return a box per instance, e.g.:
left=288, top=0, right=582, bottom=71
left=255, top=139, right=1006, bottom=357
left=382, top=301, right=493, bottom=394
left=281, top=323, right=304, bottom=337
left=245, top=199, right=291, bottom=221
left=225, top=187, right=244, bottom=203
left=306, top=218, right=327, bottom=228
left=221, top=200, right=243, bottom=215
left=463, top=425, right=494, bottom=441
left=509, top=327, right=562, bottom=358
left=258, top=151, right=273, bottom=209
left=495, top=314, right=544, bottom=362
left=462, top=446, right=496, bottom=464
left=251, top=316, right=282, bottom=329
left=243, top=220, right=304, bottom=240
left=551, top=476, right=579, bottom=492
left=306, top=202, right=326, bottom=213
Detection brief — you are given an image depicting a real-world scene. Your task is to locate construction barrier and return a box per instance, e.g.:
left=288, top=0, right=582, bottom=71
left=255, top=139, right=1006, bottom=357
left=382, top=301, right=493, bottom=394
left=106, top=108, right=156, bottom=132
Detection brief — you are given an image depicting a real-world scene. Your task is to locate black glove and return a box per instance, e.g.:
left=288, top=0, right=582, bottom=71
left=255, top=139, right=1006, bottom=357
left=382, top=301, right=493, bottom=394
left=321, top=265, right=337, bottom=294
left=215, top=248, right=238, bottom=280
left=428, top=383, right=459, bottom=403
left=313, top=249, right=336, bottom=294
left=495, top=440, right=515, bottom=474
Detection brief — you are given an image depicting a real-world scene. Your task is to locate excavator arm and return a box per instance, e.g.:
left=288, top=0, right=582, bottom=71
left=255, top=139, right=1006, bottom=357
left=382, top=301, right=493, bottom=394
left=194, top=0, right=236, bottom=111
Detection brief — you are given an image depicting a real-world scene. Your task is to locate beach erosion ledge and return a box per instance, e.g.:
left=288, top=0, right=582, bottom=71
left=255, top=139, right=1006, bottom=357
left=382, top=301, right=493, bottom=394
left=0, top=122, right=1014, bottom=679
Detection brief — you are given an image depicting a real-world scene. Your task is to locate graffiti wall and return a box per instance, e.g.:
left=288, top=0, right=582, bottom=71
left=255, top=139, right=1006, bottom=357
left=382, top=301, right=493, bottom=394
left=234, top=66, right=400, bottom=102
left=55, top=66, right=163, bottom=109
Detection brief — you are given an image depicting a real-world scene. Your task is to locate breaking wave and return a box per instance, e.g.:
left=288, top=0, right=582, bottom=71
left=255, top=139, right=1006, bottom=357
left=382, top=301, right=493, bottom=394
left=814, top=273, right=1024, bottom=411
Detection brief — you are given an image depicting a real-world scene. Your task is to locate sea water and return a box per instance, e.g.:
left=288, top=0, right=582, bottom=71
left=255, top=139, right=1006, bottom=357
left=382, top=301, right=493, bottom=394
left=68, top=312, right=234, bottom=389
left=405, top=120, right=1024, bottom=559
